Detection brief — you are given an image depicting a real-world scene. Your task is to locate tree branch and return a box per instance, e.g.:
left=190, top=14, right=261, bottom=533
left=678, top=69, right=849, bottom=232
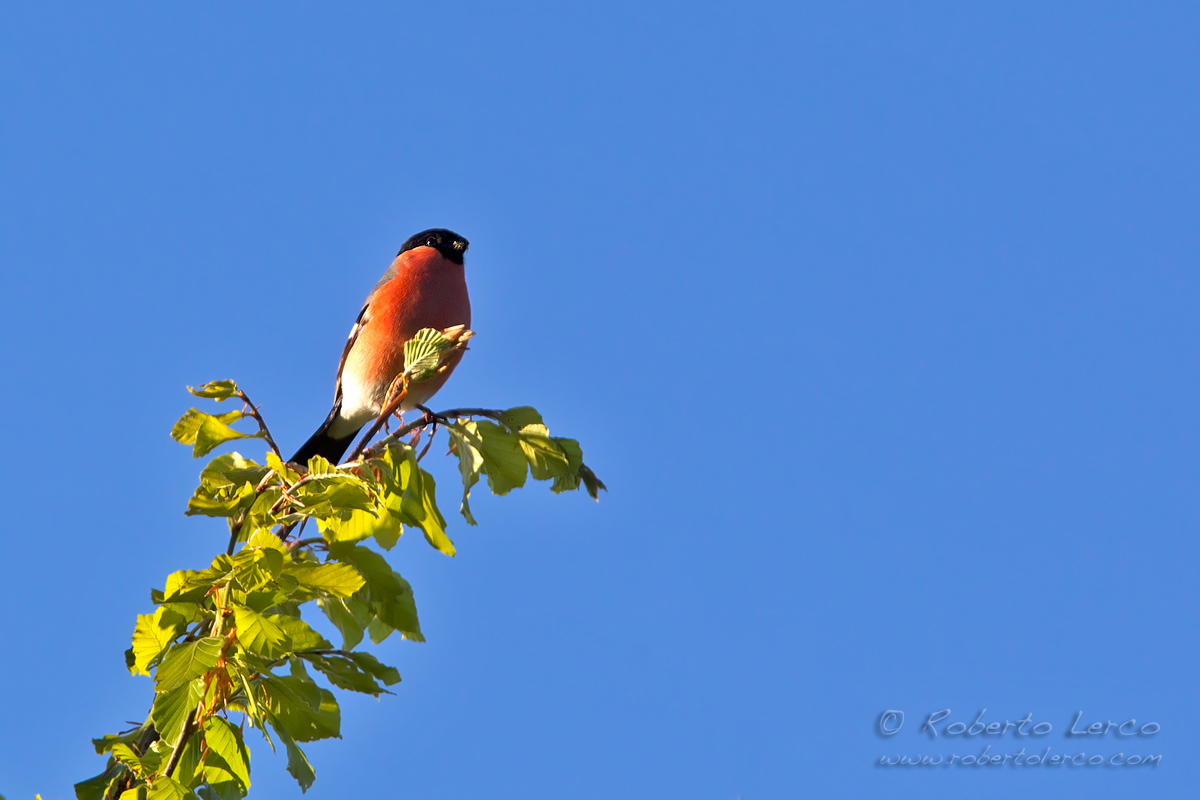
left=354, top=408, right=505, bottom=463
left=238, top=389, right=281, bottom=459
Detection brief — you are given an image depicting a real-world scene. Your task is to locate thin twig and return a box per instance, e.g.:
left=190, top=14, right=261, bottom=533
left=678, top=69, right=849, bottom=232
left=416, top=423, right=437, bottom=462
left=237, top=390, right=282, bottom=459
left=161, top=709, right=198, bottom=779
left=357, top=408, right=506, bottom=462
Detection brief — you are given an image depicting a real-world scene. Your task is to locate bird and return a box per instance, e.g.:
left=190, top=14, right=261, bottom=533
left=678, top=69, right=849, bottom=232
left=290, top=228, right=472, bottom=466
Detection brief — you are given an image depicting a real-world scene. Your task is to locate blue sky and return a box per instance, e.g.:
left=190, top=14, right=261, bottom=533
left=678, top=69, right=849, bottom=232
left=1, top=3, right=1197, bottom=798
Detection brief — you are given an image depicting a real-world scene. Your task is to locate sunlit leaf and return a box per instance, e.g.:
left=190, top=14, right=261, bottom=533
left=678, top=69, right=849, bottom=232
left=146, top=775, right=199, bottom=800
left=193, top=415, right=262, bottom=459
left=328, top=545, right=424, bottom=642
left=202, top=717, right=250, bottom=791
left=130, top=606, right=188, bottom=676
left=188, top=380, right=239, bottom=400
left=285, top=562, right=365, bottom=599
left=156, top=638, right=223, bottom=692
left=151, top=678, right=203, bottom=743
left=275, top=615, right=331, bottom=651
left=171, top=409, right=243, bottom=446
left=233, top=607, right=291, bottom=659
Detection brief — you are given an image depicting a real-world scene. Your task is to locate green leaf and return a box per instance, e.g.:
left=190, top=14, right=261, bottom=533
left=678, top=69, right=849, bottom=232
left=579, top=463, right=607, bottom=499
left=261, top=671, right=341, bottom=743
left=173, top=734, right=203, bottom=791
left=499, top=407, right=572, bottom=480
left=367, top=616, right=394, bottom=644
left=402, top=327, right=454, bottom=383
left=185, top=482, right=255, bottom=519
left=284, top=562, right=365, bottom=599
left=233, top=607, right=291, bottom=659
left=450, top=419, right=528, bottom=496
left=245, top=528, right=288, bottom=554
left=294, top=475, right=376, bottom=516
left=299, top=653, right=388, bottom=696
left=319, top=504, right=400, bottom=549
left=267, top=716, right=316, bottom=791
left=402, top=466, right=454, bottom=556
left=347, top=651, right=401, bottom=686
left=377, top=443, right=454, bottom=554
left=93, top=729, right=140, bottom=755
left=548, top=438, right=585, bottom=493
left=147, top=775, right=199, bottom=800
left=202, top=717, right=250, bottom=791
left=151, top=677, right=204, bottom=743
left=118, top=787, right=148, bottom=800
left=317, top=596, right=370, bottom=651
left=231, top=546, right=285, bottom=591
left=443, top=422, right=484, bottom=525
left=172, top=409, right=243, bottom=446
left=131, top=606, right=188, bottom=676
left=265, top=451, right=302, bottom=484
left=199, top=453, right=269, bottom=492
left=275, top=615, right=331, bottom=651
left=74, top=765, right=122, bottom=800
left=110, top=743, right=146, bottom=776
left=188, top=380, right=239, bottom=400
left=329, top=545, right=424, bottom=642
left=156, top=638, right=223, bottom=692
left=193, top=414, right=261, bottom=459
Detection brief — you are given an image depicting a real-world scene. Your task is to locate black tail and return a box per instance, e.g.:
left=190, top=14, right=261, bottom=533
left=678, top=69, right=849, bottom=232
left=290, top=421, right=358, bottom=466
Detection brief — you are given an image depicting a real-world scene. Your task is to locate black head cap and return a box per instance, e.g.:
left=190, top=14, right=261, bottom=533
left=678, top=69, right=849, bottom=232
left=397, top=228, right=469, bottom=265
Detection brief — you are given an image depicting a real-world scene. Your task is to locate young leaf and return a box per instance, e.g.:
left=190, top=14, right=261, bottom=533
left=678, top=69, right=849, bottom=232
left=185, top=482, right=255, bottom=519
left=146, top=775, right=199, bottom=800
left=317, top=596, right=369, bottom=651
left=402, top=326, right=473, bottom=383
left=319, top=503, right=400, bottom=549
left=579, top=463, right=607, bottom=500
left=74, top=765, right=123, bottom=800
left=172, top=735, right=203, bottom=792
left=130, top=606, right=188, bottom=676
left=193, top=415, right=261, bottom=459
left=451, top=420, right=528, bottom=495
left=548, top=438, right=585, bottom=493
left=110, top=743, right=147, bottom=777
left=172, top=409, right=244, bottom=447
left=188, top=380, right=239, bottom=400
left=443, top=422, right=484, bottom=524
left=156, top=638, right=223, bottom=692
left=261, top=673, right=341, bottom=742
left=284, top=562, right=365, bottom=599
left=202, top=717, right=250, bottom=791
left=275, top=615, right=331, bottom=651
left=403, top=467, right=454, bottom=556
left=199, top=453, right=269, bottom=492
left=232, top=607, right=291, bottom=659
left=498, top=407, right=572, bottom=480
left=151, top=678, right=204, bottom=743
left=266, top=716, right=316, bottom=792
left=347, top=651, right=402, bottom=686
left=328, top=546, right=424, bottom=642
left=299, top=653, right=389, bottom=697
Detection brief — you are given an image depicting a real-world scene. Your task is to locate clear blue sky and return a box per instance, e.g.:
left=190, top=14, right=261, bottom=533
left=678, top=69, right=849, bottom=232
left=1, top=3, right=1196, bottom=799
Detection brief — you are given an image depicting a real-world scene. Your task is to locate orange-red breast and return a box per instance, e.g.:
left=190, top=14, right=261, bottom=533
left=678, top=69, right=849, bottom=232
left=291, top=228, right=472, bottom=465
